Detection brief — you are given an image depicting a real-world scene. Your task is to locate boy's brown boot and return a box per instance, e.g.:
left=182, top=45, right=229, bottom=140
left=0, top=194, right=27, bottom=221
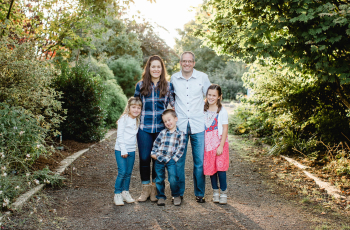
left=150, top=184, right=158, bottom=202
left=138, top=184, right=151, bottom=202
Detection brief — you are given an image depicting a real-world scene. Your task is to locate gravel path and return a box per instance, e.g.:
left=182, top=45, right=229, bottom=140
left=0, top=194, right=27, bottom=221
left=16, top=132, right=328, bottom=230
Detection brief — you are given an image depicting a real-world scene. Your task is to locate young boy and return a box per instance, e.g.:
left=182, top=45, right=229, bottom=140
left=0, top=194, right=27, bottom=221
left=151, top=109, right=186, bottom=206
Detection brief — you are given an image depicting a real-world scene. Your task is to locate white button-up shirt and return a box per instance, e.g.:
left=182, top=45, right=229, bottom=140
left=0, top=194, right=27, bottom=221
left=170, top=69, right=211, bottom=134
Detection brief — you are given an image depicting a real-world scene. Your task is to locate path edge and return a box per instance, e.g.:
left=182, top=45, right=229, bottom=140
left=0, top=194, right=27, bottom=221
left=4, top=130, right=117, bottom=215
left=281, top=155, right=348, bottom=200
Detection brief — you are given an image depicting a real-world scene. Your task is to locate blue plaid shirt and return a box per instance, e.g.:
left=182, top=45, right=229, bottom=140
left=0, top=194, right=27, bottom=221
left=134, top=81, right=175, bottom=133
left=150, top=127, right=186, bottom=163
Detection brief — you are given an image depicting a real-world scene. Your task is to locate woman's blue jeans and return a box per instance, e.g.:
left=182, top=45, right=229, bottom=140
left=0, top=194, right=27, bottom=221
left=210, top=171, right=227, bottom=191
left=114, top=150, right=135, bottom=194
left=137, top=129, right=159, bottom=184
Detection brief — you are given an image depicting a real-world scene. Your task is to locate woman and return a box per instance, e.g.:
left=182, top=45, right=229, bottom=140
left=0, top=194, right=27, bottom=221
left=134, top=55, right=175, bottom=202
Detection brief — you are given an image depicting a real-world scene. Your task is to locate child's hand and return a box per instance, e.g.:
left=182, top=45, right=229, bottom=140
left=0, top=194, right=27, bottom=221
left=216, top=146, right=223, bottom=156
left=122, top=154, right=128, bottom=158
left=151, top=155, right=157, bottom=160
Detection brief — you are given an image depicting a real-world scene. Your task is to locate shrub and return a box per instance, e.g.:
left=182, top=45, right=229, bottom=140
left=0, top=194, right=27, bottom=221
left=232, top=61, right=350, bottom=160
left=208, top=61, right=247, bottom=100
left=54, top=62, right=107, bottom=142
left=83, top=57, right=127, bottom=127
left=108, top=57, right=142, bottom=96
left=0, top=103, right=66, bottom=210
left=0, top=103, right=47, bottom=171
left=0, top=38, right=65, bottom=134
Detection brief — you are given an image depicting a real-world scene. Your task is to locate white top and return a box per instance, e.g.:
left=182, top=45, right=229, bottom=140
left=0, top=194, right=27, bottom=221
left=204, top=106, right=229, bottom=136
left=114, top=115, right=138, bottom=155
left=170, top=69, right=211, bottom=134
left=217, top=107, right=229, bottom=136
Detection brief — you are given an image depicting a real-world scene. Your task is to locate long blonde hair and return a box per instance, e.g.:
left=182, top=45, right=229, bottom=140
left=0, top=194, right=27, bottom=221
left=118, top=97, right=143, bottom=126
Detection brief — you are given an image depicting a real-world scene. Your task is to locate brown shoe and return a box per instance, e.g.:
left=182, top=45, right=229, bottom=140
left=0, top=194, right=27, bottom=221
left=150, top=184, right=158, bottom=202
left=138, top=184, right=151, bottom=202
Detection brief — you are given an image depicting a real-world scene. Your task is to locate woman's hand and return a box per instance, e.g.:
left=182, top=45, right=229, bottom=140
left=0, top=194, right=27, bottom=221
left=151, top=155, right=157, bottom=160
left=122, top=154, right=128, bottom=158
left=216, top=146, right=223, bottom=156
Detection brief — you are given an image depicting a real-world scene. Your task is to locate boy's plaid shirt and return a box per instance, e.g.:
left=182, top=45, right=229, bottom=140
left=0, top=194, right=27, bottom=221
left=151, top=127, right=186, bottom=163
left=134, top=81, right=175, bottom=133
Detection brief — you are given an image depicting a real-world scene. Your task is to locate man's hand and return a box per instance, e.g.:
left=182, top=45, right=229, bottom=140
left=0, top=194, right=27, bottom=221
left=151, top=155, right=157, bottom=160
left=216, top=146, right=223, bottom=156
left=122, top=154, right=128, bottom=158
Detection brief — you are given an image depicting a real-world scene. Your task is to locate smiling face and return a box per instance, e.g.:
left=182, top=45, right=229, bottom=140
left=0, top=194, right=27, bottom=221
left=207, top=89, right=220, bottom=106
left=180, top=53, right=195, bottom=74
left=129, top=104, right=142, bottom=119
left=162, top=113, right=178, bottom=132
left=150, top=60, right=162, bottom=81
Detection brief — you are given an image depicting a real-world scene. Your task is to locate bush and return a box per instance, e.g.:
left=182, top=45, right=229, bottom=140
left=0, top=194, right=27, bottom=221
left=54, top=62, right=107, bottom=142
left=108, top=57, right=142, bottom=96
left=0, top=103, right=47, bottom=171
left=231, top=61, right=350, bottom=160
left=0, top=38, right=65, bottom=134
left=83, top=57, right=127, bottom=127
left=208, top=62, right=246, bottom=100
left=0, top=103, right=66, bottom=210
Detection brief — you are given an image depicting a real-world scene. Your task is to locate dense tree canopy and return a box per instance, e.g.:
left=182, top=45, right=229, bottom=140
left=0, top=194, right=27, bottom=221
left=176, top=19, right=246, bottom=100
left=199, top=0, right=350, bottom=107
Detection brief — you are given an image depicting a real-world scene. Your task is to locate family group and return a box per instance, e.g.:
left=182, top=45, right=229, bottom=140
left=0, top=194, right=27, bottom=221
left=113, top=51, right=230, bottom=207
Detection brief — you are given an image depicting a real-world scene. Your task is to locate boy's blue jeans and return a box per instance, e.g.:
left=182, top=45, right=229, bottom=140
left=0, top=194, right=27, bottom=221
left=114, top=150, right=135, bottom=194
left=154, top=159, right=180, bottom=200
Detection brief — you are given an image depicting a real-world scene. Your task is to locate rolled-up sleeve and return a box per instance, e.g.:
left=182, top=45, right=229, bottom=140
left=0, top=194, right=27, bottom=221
left=134, top=82, right=141, bottom=97
left=168, top=83, right=175, bottom=108
left=173, top=132, right=186, bottom=162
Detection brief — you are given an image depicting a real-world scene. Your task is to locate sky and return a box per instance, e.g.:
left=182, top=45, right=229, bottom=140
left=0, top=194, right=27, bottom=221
left=125, top=0, right=204, bottom=48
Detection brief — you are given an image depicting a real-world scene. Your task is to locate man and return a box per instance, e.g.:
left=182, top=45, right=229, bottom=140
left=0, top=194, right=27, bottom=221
left=170, top=51, right=211, bottom=203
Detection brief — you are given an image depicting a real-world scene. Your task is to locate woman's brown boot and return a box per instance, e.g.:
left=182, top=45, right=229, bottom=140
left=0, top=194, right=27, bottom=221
left=138, top=184, right=151, bottom=202
left=150, top=183, right=158, bottom=202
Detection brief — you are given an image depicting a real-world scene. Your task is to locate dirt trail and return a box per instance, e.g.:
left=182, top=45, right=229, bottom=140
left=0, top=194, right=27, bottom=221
left=5, top=105, right=349, bottom=229
left=7, top=136, right=335, bottom=229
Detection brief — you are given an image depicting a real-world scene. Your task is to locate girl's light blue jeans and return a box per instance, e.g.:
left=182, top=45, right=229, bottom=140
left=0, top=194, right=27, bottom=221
left=114, top=150, right=135, bottom=194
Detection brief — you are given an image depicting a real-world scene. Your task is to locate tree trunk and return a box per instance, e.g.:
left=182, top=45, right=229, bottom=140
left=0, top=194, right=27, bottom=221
left=1, top=0, right=16, bottom=37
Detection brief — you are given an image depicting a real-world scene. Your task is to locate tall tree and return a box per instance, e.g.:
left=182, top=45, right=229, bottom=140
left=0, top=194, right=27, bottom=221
left=126, top=20, right=178, bottom=74
left=199, top=0, right=350, bottom=107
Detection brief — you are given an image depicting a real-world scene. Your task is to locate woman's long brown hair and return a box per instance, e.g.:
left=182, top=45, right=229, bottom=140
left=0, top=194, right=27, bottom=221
left=204, top=84, right=223, bottom=113
left=138, top=55, right=168, bottom=98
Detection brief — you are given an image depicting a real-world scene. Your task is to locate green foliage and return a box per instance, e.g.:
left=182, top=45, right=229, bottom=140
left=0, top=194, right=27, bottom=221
left=200, top=0, right=350, bottom=108
left=0, top=38, right=65, bottom=133
left=83, top=16, right=143, bottom=64
left=108, top=57, right=143, bottom=97
left=0, top=103, right=62, bottom=210
left=84, top=57, right=127, bottom=127
left=175, top=19, right=246, bottom=99
left=126, top=20, right=178, bottom=75
left=54, top=62, right=107, bottom=142
left=0, top=103, right=47, bottom=170
left=31, top=166, right=65, bottom=187
left=230, top=62, right=350, bottom=159
left=209, top=62, right=246, bottom=100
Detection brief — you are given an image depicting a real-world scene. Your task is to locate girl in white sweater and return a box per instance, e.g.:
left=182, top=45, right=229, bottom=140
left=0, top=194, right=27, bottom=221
left=114, top=97, right=142, bottom=206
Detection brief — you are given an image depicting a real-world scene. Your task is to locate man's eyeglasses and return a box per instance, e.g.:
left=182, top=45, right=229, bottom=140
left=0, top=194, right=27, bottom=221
left=181, top=60, right=194, bottom=64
